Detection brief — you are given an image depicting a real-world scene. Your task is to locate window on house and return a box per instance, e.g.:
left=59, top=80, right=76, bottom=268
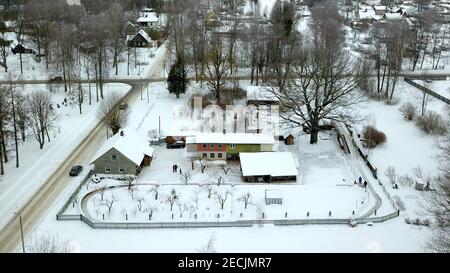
left=105, top=166, right=111, bottom=173
left=218, top=144, right=222, bottom=149
left=202, top=153, right=207, bottom=158
left=218, top=153, right=223, bottom=158
left=203, top=144, right=207, bottom=148
left=111, top=154, right=117, bottom=160
left=119, top=167, right=125, bottom=173
left=230, top=144, right=236, bottom=149
left=210, top=144, right=215, bottom=149
left=210, top=153, right=215, bottom=158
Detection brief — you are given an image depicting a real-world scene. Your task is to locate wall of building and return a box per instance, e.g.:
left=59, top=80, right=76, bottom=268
left=93, top=148, right=138, bottom=175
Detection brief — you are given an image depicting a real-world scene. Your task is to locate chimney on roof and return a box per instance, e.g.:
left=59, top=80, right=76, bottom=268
left=120, top=131, right=124, bottom=137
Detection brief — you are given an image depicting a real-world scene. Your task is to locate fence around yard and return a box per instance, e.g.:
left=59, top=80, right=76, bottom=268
left=56, top=123, right=400, bottom=229
left=404, top=77, right=450, bottom=105
left=57, top=212, right=400, bottom=229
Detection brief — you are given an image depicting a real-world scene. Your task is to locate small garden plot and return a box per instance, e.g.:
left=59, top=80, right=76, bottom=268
left=139, top=145, right=243, bottom=185
left=82, top=182, right=370, bottom=222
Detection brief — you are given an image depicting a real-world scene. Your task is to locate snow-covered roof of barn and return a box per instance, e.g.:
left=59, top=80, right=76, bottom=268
left=240, top=152, right=298, bottom=177
left=90, top=128, right=154, bottom=166
left=137, top=13, right=159, bottom=23
left=126, top=29, right=152, bottom=43
left=246, top=86, right=279, bottom=102
left=186, top=133, right=275, bottom=145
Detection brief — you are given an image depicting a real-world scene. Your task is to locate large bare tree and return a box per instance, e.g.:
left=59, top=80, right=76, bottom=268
left=268, top=2, right=363, bottom=144
left=97, top=92, right=126, bottom=135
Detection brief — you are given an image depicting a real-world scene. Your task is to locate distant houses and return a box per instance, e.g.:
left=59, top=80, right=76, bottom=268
left=186, top=133, right=274, bottom=160
left=90, top=129, right=154, bottom=175
left=246, top=85, right=279, bottom=106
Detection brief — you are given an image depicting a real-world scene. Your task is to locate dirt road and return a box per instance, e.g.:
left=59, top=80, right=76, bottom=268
left=0, top=47, right=167, bottom=253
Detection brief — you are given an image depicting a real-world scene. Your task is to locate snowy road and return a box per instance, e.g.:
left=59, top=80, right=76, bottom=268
left=0, top=45, right=168, bottom=253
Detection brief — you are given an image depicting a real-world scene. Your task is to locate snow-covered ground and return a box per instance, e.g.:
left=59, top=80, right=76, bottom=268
left=0, top=83, right=130, bottom=229
left=1, top=37, right=160, bottom=81
left=24, top=76, right=437, bottom=252
left=355, top=79, right=449, bottom=223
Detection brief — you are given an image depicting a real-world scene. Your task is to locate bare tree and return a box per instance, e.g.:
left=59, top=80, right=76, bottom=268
left=150, top=184, right=160, bottom=200
left=425, top=113, right=450, bottom=252
left=201, top=184, right=214, bottom=199
left=268, top=2, right=363, bottom=144
left=384, top=166, right=398, bottom=185
left=166, top=188, right=178, bottom=211
left=26, top=232, right=73, bottom=253
left=205, top=33, right=232, bottom=104
left=180, top=171, right=192, bottom=185
left=177, top=201, right=188, bottom=218
left=215, top=189, right=230, bottom=210
left=238, top=192, right=252, bottom=209
left=136, top=196, right=145, bottom=211
left=104, top=194, right=118, bottom=214
left=97, top=92, right=126, bottom=135
left=221, top=165, right=231, bottom=175
left=98, top=185, right=107, bottom=201
left=125, top=176, right=137, bottom=191
left=27, top=91, right=58, bottom=149
left=215, top=173, right=224, bottom=186
left=0, top=23, right=11, bottom=72
left=415, top=87, right=432, bottom=117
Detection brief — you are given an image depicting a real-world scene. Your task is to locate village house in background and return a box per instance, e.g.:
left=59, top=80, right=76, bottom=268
left=90, top=129, right=154, bottom=175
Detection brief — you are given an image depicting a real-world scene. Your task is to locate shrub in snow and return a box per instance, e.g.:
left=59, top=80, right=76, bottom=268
left=421, top=219, right=430, bottom=226
left=393, top=195, right=406, bottom=211
left=399, top=102, right=417, bottom=121
left=412, top=218, right=421, bottom=225
left=362, top=126, right=386, bottom=148
left=384, top=166, right=398, bottom=185
left=405, top=217, right=411, bottom=224
left=415, top=111, right=448, bottom=135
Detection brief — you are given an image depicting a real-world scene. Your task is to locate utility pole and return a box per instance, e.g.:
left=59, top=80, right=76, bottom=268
left=147, top=83, right=149, bottom=103
left=19, top=214, right=25, bottom=253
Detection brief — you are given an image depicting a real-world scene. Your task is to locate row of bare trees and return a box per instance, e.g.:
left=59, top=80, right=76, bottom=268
left=0, top=82, right=57, bottom=175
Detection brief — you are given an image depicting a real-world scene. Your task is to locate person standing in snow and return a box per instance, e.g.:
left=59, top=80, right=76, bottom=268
left=174, top=164, right=178, bottom=172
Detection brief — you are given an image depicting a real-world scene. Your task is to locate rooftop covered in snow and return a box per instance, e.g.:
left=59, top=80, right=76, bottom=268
left=186, top=133, right=275, bottom=145
left=246, top=86, right=279, bottom=103
left=240, top=152, right=298, bottom=177
left=90, top=128, right=154, bottom=166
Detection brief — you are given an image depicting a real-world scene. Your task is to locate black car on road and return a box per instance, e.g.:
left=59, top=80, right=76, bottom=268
left=69, top=165, right=83, bottom=176
left=166, top=141, right=185, bottom=149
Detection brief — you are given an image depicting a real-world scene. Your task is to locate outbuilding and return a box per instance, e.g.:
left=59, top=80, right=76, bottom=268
left=239, top=152, right=298, bottom=182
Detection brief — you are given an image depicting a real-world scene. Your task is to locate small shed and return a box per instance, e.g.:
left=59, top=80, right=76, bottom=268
left=265, top=189, right=282, bottom=205
left=11, top=40, right=34, bottom=54
left=127, top=30, right=155, bottom=48
left=240, top=152, right=298, bottom=182
left=284, top=134, right=295, bottom=145
left=415, top=179, right=425, bottom=191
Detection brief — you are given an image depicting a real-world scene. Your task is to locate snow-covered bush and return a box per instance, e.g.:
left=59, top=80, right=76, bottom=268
left=362, top=126, right=386, bottom=148
left=384, top=166, right=398, bottom=185
left=415, top=111, right=448, bottom=135
left=393, top=195, right=406, bottom=211
left=399, top=102, right=417, bottom=121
